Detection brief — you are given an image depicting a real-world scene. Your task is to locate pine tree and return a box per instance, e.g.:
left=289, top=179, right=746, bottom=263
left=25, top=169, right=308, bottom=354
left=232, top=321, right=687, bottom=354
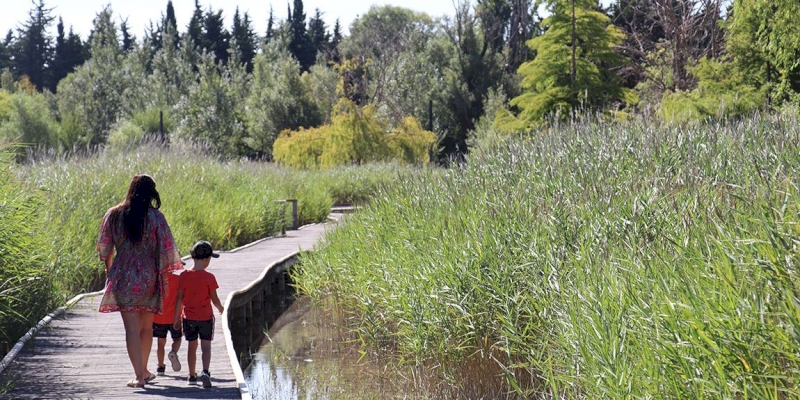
left=11, top=0, right=55, bottom=91
left=307, top=9, right=330, bottom=60
left=498, top=0, right=633, bottom=127
left=231, top=8, right=256, bottom=72
left=328, top=19, right=342, bottom=63
left=187, top=0, right=204, bottom=49
left=288, top=0, right=315, bottom=71
left=202, top=8, right=231, bottom=65
left=0, top=31, right=11, bottom=72
left=50, top=17, right=86, bottom=90
left=120, top=19, right=135, bottom=52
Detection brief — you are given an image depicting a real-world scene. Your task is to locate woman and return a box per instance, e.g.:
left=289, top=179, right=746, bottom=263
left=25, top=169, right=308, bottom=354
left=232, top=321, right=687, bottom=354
left=96, top=174, right=183, bottom=388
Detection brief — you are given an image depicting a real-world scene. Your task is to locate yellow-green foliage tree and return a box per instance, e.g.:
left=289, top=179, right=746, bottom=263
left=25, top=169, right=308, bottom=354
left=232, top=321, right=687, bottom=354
left=387, top=117, right=436, bottom=165
left=319, top=100, right=387, bottom=168
left=273, top=99, right=437, bottom=169
left=272, top=125, right=326, bottom=169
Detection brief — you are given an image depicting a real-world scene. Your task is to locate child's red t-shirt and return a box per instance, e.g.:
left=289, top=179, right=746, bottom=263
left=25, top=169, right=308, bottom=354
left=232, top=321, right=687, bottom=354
left=178, top=269, right=219, bottom=321
left=154, top=271, right=183, bottom=324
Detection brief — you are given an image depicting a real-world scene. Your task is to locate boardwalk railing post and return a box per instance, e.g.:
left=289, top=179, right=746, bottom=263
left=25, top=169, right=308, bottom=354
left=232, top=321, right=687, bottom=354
left=277, top=199, right=298, bottom=231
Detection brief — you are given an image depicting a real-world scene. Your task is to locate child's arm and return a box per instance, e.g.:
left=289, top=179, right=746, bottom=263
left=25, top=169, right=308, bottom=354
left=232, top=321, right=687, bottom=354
left=173, top=288, right=183, bottom=330
left=210, top=289, right=224, bottom=314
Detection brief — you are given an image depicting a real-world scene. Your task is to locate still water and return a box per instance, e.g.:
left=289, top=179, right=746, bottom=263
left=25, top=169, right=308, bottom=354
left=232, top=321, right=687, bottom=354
left=244, top=296, right=422, bottom=400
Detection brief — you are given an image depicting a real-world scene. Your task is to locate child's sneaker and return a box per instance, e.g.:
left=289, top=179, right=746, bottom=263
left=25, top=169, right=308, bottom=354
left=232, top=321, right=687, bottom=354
left=156, top=365, right=166, bottom=376
left=168, top=350, right=181, bottom=371
left=187, top=374, right=197, bottom=385
left=200, top=370, right=212, bottom=388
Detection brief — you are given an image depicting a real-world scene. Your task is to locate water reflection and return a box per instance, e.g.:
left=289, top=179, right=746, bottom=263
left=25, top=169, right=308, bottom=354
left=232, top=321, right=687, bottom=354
left=245, top=296, right=529, bottom=400
left=245, top=296, right=413, bottom=400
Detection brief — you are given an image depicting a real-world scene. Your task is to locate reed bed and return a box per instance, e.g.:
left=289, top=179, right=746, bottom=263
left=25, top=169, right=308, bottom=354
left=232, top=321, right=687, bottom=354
left=294, top=112, right=800, bottom=399
left=1, top=143, right=411, bottom=359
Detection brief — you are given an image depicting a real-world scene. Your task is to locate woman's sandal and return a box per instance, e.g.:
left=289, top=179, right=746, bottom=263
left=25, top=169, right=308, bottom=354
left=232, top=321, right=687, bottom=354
left=126, top=379, right=145, bottom=388
left=144, top=372, right=156, bottom=383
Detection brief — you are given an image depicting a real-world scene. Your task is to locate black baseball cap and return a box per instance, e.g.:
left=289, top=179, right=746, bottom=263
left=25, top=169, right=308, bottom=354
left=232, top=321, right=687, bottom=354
left=190, top=240, right=220, bottom=259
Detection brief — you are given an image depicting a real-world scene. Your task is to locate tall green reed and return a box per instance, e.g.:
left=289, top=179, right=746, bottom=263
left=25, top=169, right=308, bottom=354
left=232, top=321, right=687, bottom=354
left=0, top=150, right=54, bottom=354
left=294, top=111, right=800, bottom=398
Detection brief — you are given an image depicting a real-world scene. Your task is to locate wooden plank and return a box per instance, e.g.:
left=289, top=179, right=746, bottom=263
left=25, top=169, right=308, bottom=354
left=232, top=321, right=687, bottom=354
left=0, top=219, right=337, bottom=399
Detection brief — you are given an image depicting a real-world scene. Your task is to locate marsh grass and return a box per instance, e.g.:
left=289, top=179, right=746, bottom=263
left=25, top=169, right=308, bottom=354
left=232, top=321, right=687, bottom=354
left=294, top=111, right=800, bottom=399
left=0, top=150, right=55, bottom=355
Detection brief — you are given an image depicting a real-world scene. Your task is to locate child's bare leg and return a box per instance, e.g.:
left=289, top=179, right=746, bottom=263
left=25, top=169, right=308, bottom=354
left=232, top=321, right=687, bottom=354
left=156, top=337, right=167, bottom=366
left=187, top=340, right=198, bottom=376
left=171, top=336, right=182, bottom=353
left=200, top=339, right=212, bottom=372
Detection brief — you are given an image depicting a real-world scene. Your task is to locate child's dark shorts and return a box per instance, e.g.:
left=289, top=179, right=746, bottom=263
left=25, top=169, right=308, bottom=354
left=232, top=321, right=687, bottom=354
left=153, top=322, right=182, bottom=339
left=182, top=318, right=214, bottom=341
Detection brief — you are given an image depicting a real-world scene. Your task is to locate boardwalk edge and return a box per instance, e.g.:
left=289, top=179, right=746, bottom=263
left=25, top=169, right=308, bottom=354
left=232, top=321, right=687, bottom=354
left=0, top=290, right=103, bottom=376
left=222, top=251, right=300, bottom=400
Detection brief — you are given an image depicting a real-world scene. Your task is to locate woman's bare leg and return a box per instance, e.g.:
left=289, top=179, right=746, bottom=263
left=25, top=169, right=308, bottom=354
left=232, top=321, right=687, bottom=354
left=120, top=311, right=146, bottom=384
left=139, top=312, right=154, bottom=378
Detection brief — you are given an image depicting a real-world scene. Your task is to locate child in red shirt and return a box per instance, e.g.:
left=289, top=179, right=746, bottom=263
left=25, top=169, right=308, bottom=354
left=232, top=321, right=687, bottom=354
left=173, top=241, right=224, bottom=388
left=152, top=266, right=183, bottom=375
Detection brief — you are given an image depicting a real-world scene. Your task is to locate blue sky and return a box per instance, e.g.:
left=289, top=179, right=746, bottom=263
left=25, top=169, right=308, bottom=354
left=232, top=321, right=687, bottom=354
left=1, top=0, right=466, bottom=40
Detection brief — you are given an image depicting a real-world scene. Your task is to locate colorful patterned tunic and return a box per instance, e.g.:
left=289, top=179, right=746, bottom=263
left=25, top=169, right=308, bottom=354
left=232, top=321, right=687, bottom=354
left=96, top=207, right=183, bottom=313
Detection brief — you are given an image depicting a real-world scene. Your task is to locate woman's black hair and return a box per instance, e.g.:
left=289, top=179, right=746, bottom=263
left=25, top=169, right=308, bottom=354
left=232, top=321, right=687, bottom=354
left=116, top=174, right=161, bottom=242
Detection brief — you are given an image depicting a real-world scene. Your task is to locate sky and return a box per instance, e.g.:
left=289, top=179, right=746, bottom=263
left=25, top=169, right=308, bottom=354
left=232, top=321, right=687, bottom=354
left=0, top=0, right=466, bottom=40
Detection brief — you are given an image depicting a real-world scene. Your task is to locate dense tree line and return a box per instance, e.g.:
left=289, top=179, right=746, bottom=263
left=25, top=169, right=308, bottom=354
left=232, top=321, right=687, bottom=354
left=1, top=0, right=799, bottom=163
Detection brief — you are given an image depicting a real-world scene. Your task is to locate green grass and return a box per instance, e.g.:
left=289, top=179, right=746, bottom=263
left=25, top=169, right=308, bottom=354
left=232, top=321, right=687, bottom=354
left=1, top=143, right=414, bottom=364
left=293, top=111, right=800, bottom=399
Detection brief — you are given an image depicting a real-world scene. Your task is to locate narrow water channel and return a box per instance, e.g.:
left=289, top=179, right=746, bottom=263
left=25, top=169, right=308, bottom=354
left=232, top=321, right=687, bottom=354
left=244, top=296, right=420, bottom=399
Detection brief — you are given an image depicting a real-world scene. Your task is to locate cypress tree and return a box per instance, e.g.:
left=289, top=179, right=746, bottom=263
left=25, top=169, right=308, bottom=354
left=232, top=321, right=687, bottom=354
left=265, top=7, right=275, bottom=42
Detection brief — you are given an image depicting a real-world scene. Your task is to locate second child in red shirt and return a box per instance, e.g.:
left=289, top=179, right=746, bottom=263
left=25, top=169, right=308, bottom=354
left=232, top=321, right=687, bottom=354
left=173, top=241, right=224, bottom=388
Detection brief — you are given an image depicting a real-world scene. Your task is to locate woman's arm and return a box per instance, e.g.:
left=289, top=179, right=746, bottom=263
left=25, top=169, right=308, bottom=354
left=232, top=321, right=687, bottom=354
left=103, top=249, right=114, bottom=273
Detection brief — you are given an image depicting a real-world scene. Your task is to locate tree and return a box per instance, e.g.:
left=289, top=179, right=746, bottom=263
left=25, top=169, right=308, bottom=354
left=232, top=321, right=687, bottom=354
left=162, top=0, right=179, bottom=50
left=202, top=8, right=231, bottom=65
left=11, top=0, right=55, bottom=91
left=437, top=4, right=505, bottom=160
left=497, top=0, right=634, bottom=128
left=288, top=0, right=315, bottom=71
left=56, top=5, right=124, bottom=147
left=265, top=7, right=275, bottom=43
left=120, top=18, right=135, bottom=52
left=610, top=0, right=724, bottom=93
left=307, top=9, right=330, bottom=59
left=342, top=6, right=439, bottom=109
left=244, top=45, right=323, bottom=159
left=0, top=31, right=12, bottom=72
left=178, top=52, right=248, bottom=157
left=50, top=17, right=86, bottom=91
left=328, top=19, right=342, bottom=63
left=231, top=8, right=257, bottom=72
left=187, top=0, right=204, bottom=49
left=725, top=0, right=800, bottom=105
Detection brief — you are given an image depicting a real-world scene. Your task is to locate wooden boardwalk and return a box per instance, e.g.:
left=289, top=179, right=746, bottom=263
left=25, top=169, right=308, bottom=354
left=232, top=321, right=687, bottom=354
left=0, top=218, right=338, bottom=400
